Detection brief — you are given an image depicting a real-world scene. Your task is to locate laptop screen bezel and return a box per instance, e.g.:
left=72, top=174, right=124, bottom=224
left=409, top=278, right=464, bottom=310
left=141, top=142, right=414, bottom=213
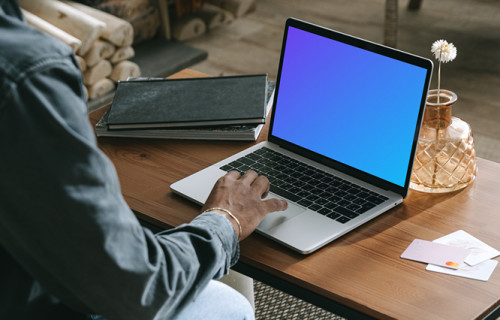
left=268, top=18, right=433, bottom=198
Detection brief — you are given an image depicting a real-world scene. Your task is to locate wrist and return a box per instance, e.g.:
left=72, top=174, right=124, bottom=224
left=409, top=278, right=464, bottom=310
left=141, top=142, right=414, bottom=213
left=202, top=207, right=242, bottom=241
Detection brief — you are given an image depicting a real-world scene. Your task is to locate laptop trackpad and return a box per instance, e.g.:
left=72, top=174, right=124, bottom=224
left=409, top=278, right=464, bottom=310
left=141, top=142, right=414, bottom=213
left=257, top=195, right=306, bottom=231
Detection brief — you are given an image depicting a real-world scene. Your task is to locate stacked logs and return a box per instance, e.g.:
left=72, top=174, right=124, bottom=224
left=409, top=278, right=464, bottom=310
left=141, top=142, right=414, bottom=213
left=170, top=0, right=256, bottom=41
left=19, top=0, right=141, bottom=101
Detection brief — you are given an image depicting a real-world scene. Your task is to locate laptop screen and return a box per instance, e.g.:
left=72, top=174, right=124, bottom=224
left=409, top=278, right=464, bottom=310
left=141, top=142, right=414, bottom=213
left=270, top=23, right=431, bottom=189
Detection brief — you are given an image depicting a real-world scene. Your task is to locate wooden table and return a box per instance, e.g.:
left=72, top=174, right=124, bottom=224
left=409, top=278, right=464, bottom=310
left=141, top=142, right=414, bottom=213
left=89, top=69, right=500, bottom=320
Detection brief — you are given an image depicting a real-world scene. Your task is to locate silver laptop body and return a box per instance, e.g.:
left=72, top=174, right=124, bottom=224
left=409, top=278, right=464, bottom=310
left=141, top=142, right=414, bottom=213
left=171, top=18, right=433, bottom=254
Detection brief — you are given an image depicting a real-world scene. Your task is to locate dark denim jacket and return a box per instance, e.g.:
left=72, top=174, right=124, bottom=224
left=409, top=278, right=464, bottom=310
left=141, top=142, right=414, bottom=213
left=0, top=1, right=238, bottom=319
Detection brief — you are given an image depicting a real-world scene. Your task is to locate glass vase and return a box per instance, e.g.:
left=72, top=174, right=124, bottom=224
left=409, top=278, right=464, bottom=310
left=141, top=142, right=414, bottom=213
left=410, top=89, right=477, bottom=193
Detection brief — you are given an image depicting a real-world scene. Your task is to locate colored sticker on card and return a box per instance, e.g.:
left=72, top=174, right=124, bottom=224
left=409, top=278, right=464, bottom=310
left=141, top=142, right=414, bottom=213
left=427, top=259, right=498, bottom=281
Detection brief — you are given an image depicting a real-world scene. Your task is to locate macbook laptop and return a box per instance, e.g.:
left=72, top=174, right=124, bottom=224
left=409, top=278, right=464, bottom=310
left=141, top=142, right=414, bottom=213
left=171, top=18, right=433, bottom=254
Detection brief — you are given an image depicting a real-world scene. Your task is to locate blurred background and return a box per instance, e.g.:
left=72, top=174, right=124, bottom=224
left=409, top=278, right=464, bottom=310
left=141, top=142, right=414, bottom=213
left=186, top=0, right=500, bottom=163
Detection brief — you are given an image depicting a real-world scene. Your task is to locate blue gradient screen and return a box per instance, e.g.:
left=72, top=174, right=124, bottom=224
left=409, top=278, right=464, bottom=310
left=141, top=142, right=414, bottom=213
left=271, top=27, right=428, bottom=187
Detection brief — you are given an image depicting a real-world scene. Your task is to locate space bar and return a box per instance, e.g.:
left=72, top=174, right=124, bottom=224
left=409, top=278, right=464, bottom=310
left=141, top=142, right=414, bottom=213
left=270, top=185, right=300, bottom=202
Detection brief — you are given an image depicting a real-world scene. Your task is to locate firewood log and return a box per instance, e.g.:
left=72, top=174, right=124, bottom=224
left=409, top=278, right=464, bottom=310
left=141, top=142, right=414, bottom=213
left=83, top=59, right=112, bottom=86
left=128, top=7, right=161, bottom=44
left=219, top=7, right=234, bottom=25
left=110, top=61, right=141, bottom=82
left=21, top=8, right=82, bottom=52
left=109, top=46, right=135, bottom=64
left=87, top=78, right=115, bottom=100
left=19, top=0, right=105, bottom=55
left=64, top=1, right=134, bottom=47
left=84, top=40, right=115, bottom=67
left=218, top=0, right=255, bottom=17
left=75, top=55, right=86, bottom=72
left=72, top=0, right=160, bottom=44
left=172, top=15, right=206, bottom=41
left=197, top=3, right=226, bottom=30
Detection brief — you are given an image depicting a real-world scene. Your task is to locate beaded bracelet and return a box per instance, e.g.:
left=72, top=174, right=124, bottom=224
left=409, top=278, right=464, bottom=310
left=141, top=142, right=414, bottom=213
left=202, top=207, right=242, bottom=241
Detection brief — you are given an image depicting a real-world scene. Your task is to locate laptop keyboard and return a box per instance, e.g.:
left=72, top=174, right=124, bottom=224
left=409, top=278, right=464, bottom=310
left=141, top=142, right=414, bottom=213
left=220, top=147, right=389, bottom=224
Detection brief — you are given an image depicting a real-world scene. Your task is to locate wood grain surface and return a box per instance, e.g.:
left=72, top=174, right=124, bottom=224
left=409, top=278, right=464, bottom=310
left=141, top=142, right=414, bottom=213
left=89, top=69, right=500, bottom=320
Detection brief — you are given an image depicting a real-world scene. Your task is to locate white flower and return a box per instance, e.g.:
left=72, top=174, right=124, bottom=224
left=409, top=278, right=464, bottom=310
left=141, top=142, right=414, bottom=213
left=431, top=40, right=457, bottom=63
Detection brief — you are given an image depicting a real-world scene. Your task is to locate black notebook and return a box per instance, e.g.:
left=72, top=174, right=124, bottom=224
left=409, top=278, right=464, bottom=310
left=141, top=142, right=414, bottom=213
left=96, top=81, right=275, bottom=141
left=107, top=74, right=268, bottom=130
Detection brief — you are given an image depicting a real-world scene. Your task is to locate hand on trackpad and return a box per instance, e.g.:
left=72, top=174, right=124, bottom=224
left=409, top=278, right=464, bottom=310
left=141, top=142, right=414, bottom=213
left=258, top=194, right=306, bottom=231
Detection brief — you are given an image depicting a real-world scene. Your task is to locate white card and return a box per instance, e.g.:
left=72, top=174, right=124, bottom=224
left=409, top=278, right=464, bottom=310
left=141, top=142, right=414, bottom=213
left=401, top=239, right=470, bottom=269
left=426, top=259, right=498, bottom=281
left=433, top=230, right=500, bottom=266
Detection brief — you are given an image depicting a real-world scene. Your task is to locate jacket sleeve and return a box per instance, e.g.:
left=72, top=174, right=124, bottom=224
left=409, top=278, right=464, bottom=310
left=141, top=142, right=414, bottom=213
left=0, top=49, right=239, bottom=319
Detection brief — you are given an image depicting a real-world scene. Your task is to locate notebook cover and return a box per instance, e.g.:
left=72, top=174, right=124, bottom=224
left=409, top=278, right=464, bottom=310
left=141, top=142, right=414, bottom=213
left=107, top=74, right=268, bottom=129
left=96, top=82, right=275, bottom=141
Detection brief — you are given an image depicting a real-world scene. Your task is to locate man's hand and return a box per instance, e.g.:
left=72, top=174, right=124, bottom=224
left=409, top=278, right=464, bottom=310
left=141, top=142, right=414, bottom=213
left=202, top=170, right=288, bottom=241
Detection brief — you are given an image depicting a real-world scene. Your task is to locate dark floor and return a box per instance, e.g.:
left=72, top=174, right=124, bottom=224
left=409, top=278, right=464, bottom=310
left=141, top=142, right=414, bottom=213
left=186, top=0, right=500, bottom=163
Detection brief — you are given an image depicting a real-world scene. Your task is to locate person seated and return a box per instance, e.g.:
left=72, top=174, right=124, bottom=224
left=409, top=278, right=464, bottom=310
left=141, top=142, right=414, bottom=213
left=0, top=1, right=287, bottom=319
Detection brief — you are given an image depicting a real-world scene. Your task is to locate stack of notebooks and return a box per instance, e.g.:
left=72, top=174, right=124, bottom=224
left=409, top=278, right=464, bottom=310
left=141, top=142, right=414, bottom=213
left=96, top=74, right=275, bottom=141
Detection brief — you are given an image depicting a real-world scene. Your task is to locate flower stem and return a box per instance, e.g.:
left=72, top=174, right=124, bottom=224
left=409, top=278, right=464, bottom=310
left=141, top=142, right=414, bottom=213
left=437, top=52, right=442, bottom=104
